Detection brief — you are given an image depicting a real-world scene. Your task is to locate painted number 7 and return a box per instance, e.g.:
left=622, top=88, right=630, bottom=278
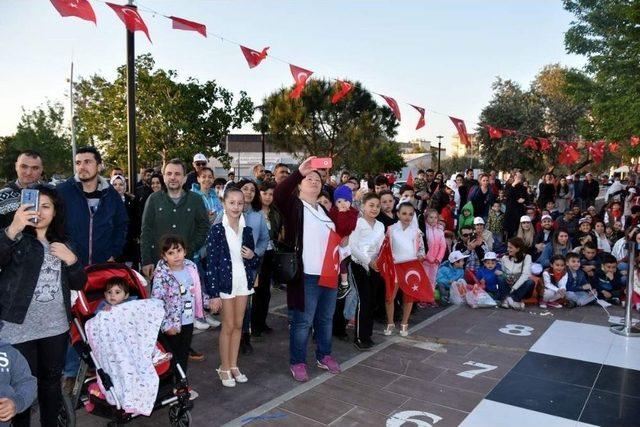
left=457, top=361, right=497, bottom=379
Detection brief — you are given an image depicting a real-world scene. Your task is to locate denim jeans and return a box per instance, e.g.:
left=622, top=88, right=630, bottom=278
left=509, top=279, right=535, bottom=302
left=289, top=274, right=337, bottom=365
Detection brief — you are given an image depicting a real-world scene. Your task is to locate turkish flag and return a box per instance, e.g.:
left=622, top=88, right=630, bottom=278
left=538, top=137, right=552, bottom=152
left=106, top=3, right=151, bottom=42
left=318, top=229, right=342, bottom=288
left=289, top=64, right=313, bottom=99
left=486, top=125, right=502, bottom=140
left=240, top=45, right=269, bottom=69
left=170, top=16, right=206, bottom=37
left=589, top=140, right=605, bottom=164
left=406, top=170, right=414, bottom=186
left=411, top=105, right=426, bottom=130
left=50, top=0, right=96, bottom=24
left=631, top=136, right=640, bottom=147
left=380, top=95, right=401, bottom=121
left=609, top=141, right=619, bottom=153
left=331, top=80, right=353, bottom=104
left=450, top=117, right=470, bottom=147
left=377, top=236, right=396, bottom=302
left=395, top=260, right=434, bottom=303
left=523, top=137, right=538, bottom=150
left=558, top=143, right=580, bottom=165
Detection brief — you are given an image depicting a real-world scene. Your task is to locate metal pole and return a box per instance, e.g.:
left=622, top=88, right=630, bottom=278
left=261, top=127, right=266, bottom=167
left=436, top=135, right=443, bottom=172
left=611, top=236, right=640, bottom=336
left=126, top=1, right=137, bottom=194
left=69, top=62, right=77, bottom=160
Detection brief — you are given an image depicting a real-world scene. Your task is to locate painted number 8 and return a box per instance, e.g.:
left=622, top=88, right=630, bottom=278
left=499, top=324, right=534, bottom=336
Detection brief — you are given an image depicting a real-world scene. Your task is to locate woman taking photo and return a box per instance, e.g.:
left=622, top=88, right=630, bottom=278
left=274, top=157, right=341, bottom=382
left=500, top=237, right=534, bottom=310
left=0, top=185, right=86, bottom=426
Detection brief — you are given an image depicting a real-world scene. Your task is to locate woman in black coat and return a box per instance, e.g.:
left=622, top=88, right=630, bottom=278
left=504, top=172, right=528, bottom=238
left=111, top=175, right=140, bottom=268
left=0, top=185, right=86, bottom=426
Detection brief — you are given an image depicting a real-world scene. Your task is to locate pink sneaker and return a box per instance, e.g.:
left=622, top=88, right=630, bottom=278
left=316, top=355, right=341, bottom=374
left=290, top=363, right=309, bottom=382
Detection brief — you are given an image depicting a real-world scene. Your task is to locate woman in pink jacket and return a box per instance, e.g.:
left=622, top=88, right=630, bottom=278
left=419, top=209, right=447, bottom=290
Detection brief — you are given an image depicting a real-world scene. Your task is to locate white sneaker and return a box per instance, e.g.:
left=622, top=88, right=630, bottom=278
left=194, top=318, right=210, bottom=330
left=539, top=302, right=548, bottom=309
left=205, top=314, right=221, bottom=328
left=506, top=296, right=519, bottom=309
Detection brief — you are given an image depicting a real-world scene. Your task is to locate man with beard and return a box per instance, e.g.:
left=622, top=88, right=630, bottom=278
left=0, top=150, right=44, bottom=228
left=57, top=146, right=128, bottom=266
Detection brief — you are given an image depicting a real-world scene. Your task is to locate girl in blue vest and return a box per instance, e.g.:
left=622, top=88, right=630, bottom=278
left=205, top=187, right=259, bottom=387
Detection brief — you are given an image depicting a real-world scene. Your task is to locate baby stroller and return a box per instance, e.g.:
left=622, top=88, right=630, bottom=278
left=58, top=263, right=191, bottom=427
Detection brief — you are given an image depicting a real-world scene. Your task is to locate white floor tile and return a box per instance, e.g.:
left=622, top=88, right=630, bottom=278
left=460, top=400, right=596, bottom=427
left=605, top=341, right=640, bottom=371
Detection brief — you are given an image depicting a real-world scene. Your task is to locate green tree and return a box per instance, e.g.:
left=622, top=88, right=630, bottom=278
left=259, top=79, right=402, bottom=173
left=563, top=0, right=640, bottom=154
left=74, top=54, right=254, bottom=169
left=0, top=103, right=72, bottom=181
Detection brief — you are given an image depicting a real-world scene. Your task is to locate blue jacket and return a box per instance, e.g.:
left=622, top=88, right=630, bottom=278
left=536, top=243, right=570, bottom=268
left=244, top=208, right=270, bottom=258
left=0, top=331, right=36, bottom=426
left=204, top=222, right=260, bottom=298
left=436, top=261, right=465, bottom=288
left=476, top=264, right=501, bottom=293
left=57, top=176, right=128, bottom=265
left=595, top=269, right=624, bottom=293
left=566, top=268, right=589, bottom=292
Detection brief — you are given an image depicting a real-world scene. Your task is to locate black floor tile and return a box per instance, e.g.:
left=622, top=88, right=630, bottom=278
left=594, top=365, right=640, bottom=398
left=486, top=371, right=590, bottom=421
left=511, top=352, right=601, bottom=388
left=580, top=389, right=640, bottom=427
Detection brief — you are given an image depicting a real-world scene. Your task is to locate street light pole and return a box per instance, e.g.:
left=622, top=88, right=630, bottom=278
left=125, top=0, right=137, bottom=194
left=436, top=135, right=443, bottom=172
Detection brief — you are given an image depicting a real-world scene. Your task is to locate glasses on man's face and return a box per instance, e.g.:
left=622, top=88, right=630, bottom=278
left=195, top=162, right=207, bottom=167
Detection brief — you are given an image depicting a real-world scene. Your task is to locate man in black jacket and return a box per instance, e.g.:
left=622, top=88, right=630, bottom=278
left=581, top=172, right=600, bottom=211
left=0, top=150, right=43, bottom=229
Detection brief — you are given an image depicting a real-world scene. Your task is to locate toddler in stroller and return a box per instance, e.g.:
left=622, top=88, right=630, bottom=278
left=65, top=263, right=192, bottom=426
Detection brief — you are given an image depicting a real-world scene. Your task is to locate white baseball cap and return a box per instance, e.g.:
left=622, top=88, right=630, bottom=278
left=541, top=214, right=553, bottom=221
left=445, top=179, right=457, bottom=190
left=483, top=252, right=497, bottom=261
left=448, top=250, right=469, bottom=264
left=473, top=217, right=485, bottom=225
left=520, top=215, right=532, bottom=223
left=193, top=153, right=207, bottom=162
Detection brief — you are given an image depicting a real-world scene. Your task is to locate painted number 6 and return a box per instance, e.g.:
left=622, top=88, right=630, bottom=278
left=499, top=324, right=534, bottom=336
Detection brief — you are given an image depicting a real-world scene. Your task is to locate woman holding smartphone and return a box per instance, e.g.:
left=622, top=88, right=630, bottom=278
left=0, top=185, right=86, bottom=426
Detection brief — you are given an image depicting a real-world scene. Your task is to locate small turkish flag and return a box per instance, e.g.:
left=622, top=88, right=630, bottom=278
left=486, top=125, right=503, bottom=140
left=395, top=260, right=434, bottom=303
left=558, top=143, right=580, bottom=165
left=170, top=16, right=206, bottom=37
left=106, top=3, right=151, bottom=42
left=406, top=170, right=414, bottom=186
left=538, top=137, right=552, bottom=152
left=609, top=141, right=619, bottom=153
left=50, top=0, right=96, bottom=24
left=411, top=105, right=426, bottom=130
left=380, top=95, right=401, bottom=121
left=377, top=236, right=396, bottom=301
left=450, top=117, right=471, bottom=147
left=289, top=64, right=313, bottom=99
left=523, top=137, right=538, bottom=151
left=331, top=80, right=353, bottom=104
left=240, top=45, right=269, bottom=69
left=318, top=229, right=342, bottom=288
left=631, top=136, right=640, bottom=147
left=589, top=140, right=605, bottom=164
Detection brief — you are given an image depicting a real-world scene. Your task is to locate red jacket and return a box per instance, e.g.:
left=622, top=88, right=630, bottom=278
left=329, top=206, right=359, bottom=238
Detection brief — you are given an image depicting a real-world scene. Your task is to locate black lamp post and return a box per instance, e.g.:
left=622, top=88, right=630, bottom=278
left=436, top=135, right=443, bottom=172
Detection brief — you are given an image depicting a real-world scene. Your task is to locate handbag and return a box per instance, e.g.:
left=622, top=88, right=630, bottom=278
left=272, top=205, right=301, bottom=283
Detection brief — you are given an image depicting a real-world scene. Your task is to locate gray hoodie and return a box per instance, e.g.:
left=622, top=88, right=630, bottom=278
left=0, top=323, right=37, bottom=425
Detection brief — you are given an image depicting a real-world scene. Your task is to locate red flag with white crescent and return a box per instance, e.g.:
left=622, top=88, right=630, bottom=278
left=331, top=80, right=353, bottom=104
left=106, top=3, right=151, bottom=42
left=449, top=117, right=470, bottom=147
left=609, top=141, right=619, bottom=153
left=50, top=0, right=96, bottom=24
left=240, top=45, right=269, bottom=69
left=631, top=136, right=640, bottom=147
left=538, top=137, right=552, bottom=152
left=410, top=105, right=425, bottom=130
left=485, top=125, right=503, bottom=140
left=523, top=137, right=538, bottom=151
left=380, top=95, right=401, bottom=121
left=377, top=236, right=396, bottom=301
left=406, top=170, right=414, bottom=187
left=289, top=64, right=313, bottom=99
left=558, top=143, right=580, bottom=165
left=318, top=229, right=342, bottom=288
left=395, top=260, right=434, bottom=303
left=170, top=16, right=207, bottom=37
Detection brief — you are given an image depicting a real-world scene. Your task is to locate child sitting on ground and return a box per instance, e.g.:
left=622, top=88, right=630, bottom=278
left=328, top=184, right=359, bottom=299
left=476, top=252, right=505, bottom=302
left=565, top=253, right=596, bottom=307
left=95, top=277, right=136, bottom=312
left=580, top=241, right=600, bottom=287
left=541, top=255, right=567, bottom=309
left=436, top=251, right=468, bottom=304
left=596, top=254, right=625, bottom=305
left=0, top=321, right=36, bottom=426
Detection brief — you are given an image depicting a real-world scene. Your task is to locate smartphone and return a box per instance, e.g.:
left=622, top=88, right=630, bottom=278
left=310, top=157, right=332, bottom=169
left=20, top=189, right=39, bottom=223
left=360, top=179, right=369, bottom=192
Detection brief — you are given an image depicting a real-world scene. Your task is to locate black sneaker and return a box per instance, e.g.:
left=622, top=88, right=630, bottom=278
left=363, top=337, right=376, bottom=347
left=354, top=339, right=373, bottom=351
left=337, top=283, right=351, bottom=300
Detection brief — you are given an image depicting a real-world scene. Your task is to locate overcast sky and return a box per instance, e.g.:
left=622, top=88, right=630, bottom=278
left=0, top=0, right=585, bottom=150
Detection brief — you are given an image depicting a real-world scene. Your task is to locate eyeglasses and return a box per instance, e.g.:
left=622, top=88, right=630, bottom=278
left=195, top=162, right=207, bottom=166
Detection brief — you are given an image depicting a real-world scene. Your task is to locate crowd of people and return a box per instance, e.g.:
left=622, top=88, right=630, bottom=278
left=0, top=148, right=639, bottom=424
